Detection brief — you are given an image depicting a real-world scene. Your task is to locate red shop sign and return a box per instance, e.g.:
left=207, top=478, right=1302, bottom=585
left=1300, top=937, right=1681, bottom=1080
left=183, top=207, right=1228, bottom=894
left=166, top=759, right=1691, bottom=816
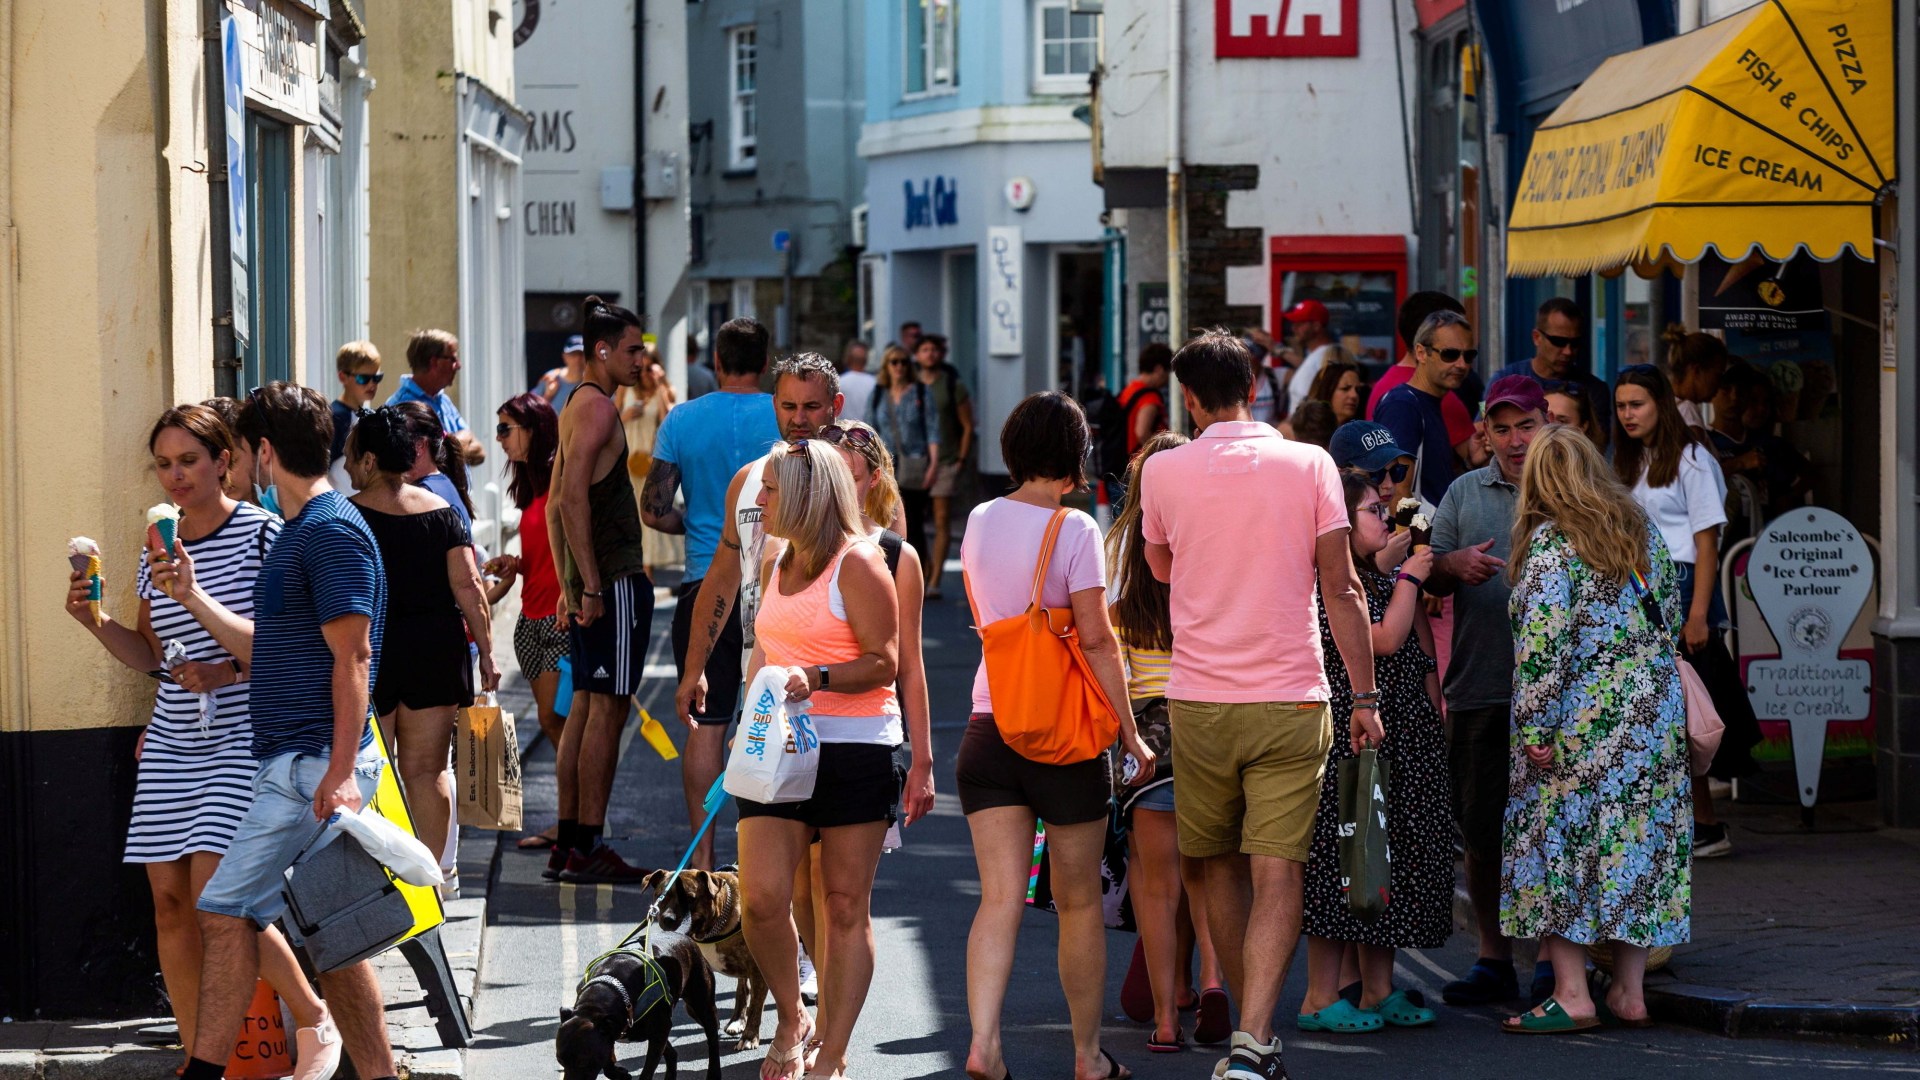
left=1215, top=0, right=1360, bottom=58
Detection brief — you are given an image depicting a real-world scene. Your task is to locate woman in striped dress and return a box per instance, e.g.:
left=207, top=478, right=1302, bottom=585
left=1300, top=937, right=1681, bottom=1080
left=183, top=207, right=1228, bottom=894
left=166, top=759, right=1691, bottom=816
left=67, top=405, right=335, bottom=1075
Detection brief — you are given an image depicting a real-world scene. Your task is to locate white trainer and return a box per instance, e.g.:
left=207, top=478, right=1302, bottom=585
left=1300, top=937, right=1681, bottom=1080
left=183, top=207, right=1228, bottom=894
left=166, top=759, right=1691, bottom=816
left=798, top=949, right=819, bottom=1005
left=292, top=1006, right=343, bottom=1080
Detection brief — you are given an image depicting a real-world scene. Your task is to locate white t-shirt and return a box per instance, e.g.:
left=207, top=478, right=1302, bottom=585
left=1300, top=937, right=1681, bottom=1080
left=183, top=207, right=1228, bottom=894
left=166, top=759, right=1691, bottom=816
left=817, top=539, right=903, bottom=745
left=736, top=456, right=770, bottom=670
left=1286, top=343, right=1336, bottom=416
left=960, top=500, right=1105, bottom=714
left=1677, top=399, right=1715, bottom=430
left=1631, top=442, right=1728, bottom=565
left=840, top=370, right=878, bottom=425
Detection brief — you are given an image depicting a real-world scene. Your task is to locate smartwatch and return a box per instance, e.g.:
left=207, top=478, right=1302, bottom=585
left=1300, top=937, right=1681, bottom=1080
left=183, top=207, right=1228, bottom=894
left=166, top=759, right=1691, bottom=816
left=815, top=665, right=831, bottom=690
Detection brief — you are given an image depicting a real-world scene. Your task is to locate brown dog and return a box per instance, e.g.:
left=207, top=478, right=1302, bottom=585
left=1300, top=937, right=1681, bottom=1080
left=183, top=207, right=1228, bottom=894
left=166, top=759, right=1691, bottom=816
left=643, top=868, right=768, bottom=1050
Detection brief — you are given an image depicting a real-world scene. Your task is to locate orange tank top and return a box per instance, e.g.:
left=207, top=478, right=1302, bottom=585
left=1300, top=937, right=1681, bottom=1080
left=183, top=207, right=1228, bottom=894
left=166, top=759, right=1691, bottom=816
left=755, top=539, right=899, bottom=718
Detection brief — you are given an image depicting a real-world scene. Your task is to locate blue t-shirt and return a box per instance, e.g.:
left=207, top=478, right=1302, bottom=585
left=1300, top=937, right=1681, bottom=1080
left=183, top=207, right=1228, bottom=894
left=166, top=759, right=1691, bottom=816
left=248, top=491, right=387, bottom=759
left=389, top=375, right=468, bottom=436
left=414, top=471, right=472, bottom=532
left=1375, top=383, right=1458, bottom=507
left=651, top=390, right=779, bottom=580
left=1493, top=357, right=1608, bottom=415
left=329, top=400, right=357, bottom=464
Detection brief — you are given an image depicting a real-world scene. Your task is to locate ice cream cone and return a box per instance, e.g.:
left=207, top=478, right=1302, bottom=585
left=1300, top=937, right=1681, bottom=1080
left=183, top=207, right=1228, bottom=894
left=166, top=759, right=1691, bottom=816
left=1410, top=512, right=1433, bottom=554
left=146, top=504, right=180, bottom=596
left=1392, top=498, right=1422, bottom=531
left=86, top=554, right=103, bottom=625
left=68, top=537, right=102, bottom=626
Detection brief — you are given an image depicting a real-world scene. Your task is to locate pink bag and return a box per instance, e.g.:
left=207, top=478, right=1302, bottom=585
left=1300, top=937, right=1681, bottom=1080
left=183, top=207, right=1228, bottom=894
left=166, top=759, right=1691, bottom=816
left=1632, top=569, right=1725, bottom=777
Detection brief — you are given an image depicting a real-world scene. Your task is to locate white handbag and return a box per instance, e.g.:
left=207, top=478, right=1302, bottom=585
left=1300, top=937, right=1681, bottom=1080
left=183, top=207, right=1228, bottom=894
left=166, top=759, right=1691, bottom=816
left=723, top=666, right=822, bottom=804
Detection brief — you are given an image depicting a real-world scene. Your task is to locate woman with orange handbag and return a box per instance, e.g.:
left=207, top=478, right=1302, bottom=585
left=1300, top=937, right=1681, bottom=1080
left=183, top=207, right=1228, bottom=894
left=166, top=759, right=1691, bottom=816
left=956, top=391, right=1155, bottom=1080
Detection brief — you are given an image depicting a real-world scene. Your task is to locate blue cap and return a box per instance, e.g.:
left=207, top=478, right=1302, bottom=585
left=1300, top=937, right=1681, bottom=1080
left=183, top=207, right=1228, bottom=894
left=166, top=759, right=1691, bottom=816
left=1328, top=420, right=1406, bottom=472
left=564, top=334, right=585, bottom=353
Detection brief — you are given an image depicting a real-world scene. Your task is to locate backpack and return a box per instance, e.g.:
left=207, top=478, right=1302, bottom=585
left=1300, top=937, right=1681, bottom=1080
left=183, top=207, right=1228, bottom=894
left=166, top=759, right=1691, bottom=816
left=1088, top=386, right=1133, bottom=482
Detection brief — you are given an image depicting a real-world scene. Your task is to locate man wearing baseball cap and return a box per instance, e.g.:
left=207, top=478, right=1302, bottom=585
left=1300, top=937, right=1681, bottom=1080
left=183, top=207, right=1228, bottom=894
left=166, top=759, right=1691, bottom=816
left=537, top=333, right=588, bottom=412
left=1280, top=298, right=1337, bottom=417
left=1423, top=374, right=1553, bottom=1009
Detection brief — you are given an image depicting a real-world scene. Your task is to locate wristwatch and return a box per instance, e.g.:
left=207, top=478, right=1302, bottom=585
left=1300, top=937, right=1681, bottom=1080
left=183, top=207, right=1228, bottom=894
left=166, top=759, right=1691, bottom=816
left=815, top=665, right=831, bottom=690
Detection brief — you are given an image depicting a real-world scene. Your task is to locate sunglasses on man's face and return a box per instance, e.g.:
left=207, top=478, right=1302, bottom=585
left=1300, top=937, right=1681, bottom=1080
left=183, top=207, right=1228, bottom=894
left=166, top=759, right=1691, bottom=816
left=1432, top=347, right=1479, bottom=364
left=1368, top=461, right=1412, bottom=486
left=1541, top=332, right=1580, bottom=350
left=352, top=372, right=385, bottom=386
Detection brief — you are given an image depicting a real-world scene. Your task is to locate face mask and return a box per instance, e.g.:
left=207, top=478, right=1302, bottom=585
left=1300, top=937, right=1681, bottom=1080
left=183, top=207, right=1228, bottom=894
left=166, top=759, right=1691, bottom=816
left=253, top=457, right=283, bottom=517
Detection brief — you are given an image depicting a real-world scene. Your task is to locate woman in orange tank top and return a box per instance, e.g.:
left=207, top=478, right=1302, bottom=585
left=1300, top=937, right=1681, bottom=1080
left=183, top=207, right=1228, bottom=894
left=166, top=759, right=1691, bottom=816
left=737, top=440, right=899, bottom=1080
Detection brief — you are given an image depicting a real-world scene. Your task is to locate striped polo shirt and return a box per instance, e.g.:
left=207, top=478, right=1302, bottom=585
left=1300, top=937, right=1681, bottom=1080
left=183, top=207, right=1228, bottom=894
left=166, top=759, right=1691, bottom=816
left=248, top=490, right=387, bottom=759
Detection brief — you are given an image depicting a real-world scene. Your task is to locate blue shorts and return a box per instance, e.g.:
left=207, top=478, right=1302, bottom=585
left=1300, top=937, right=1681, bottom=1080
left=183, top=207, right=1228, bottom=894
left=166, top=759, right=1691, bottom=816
left=197, top=744, right=384, bottom=929
left=1131, top=779, right=1177, bottom=813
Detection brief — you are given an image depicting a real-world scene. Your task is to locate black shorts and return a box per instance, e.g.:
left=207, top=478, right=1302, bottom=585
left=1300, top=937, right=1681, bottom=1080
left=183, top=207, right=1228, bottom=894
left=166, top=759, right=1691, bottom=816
left=569, top=574, right=655, bottom=697
left=736, top=742, right=903, bottom=829
left=670, top=578, right=744, bottom=721
left=1448, top=705, right=1510, bottom=861
left=374, top=616, right=472, bottom=716
left=956, top=715, right=1110, bottom=826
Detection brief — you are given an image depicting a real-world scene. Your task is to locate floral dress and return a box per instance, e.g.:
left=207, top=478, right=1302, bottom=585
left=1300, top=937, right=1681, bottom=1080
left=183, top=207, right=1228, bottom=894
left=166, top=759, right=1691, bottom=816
left=1502, top=522, right=1692, bottom=948
left=1302, top=571, right=1454, bottom=949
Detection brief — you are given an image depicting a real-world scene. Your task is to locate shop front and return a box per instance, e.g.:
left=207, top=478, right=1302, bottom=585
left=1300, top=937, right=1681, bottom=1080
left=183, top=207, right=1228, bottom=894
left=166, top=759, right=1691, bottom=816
left=1501, top=0, right=1919, bottom=824
left=861, top=141, right=1107, bottom=477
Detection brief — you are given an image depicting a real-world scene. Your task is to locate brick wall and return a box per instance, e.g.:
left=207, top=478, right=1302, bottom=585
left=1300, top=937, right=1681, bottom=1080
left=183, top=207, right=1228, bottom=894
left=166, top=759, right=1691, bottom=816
left=1184, top=164, right=1263, bottom=334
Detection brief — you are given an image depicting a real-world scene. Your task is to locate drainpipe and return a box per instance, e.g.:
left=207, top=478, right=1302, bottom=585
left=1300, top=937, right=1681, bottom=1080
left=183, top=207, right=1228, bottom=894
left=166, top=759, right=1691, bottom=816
left=205, top=0, right=240, bottom=397
left=633, top=2, right=648, bottom=321
left=1166, top=0, right=1186, bottom=433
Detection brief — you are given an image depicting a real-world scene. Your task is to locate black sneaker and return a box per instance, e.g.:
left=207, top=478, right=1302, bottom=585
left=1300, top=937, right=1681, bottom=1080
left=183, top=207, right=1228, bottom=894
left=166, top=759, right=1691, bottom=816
left=1695, top=822, right=1734, bottom=858
left=1441, top=959, right=1520, bottom=1005
left=1215, top=1032, right=1288, bottom=1080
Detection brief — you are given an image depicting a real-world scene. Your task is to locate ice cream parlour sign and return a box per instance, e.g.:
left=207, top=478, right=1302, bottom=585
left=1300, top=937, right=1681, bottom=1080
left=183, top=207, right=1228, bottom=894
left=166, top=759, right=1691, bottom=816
left=1743, top=506, right=1873, bottom=807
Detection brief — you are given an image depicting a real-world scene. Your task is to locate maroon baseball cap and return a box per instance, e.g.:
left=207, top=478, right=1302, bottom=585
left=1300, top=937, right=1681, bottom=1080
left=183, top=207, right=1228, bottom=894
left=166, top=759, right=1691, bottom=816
left=1483, top=374, right=1548, bottom=417
left=1280, top=298, right=1329, bottom=324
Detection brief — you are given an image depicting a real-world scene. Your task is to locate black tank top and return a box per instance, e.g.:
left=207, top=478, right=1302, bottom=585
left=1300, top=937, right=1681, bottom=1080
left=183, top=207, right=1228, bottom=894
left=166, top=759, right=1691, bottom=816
left=560, top=384, right=649, bottom=598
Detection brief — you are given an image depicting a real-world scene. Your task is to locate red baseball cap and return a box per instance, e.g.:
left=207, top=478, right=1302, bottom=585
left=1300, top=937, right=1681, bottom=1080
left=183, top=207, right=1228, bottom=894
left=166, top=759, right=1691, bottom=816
left=1281, top=298, right=1329, bottom=324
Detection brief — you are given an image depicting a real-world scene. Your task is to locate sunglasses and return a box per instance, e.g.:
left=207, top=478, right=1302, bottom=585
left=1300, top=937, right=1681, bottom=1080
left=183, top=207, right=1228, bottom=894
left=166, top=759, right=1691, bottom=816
left=1430, top=347, right=1479, bottom=364
left=245, top=386, right=274, bottom=437
left=351, top=372, right=385, bottom=386
left=1540, top=332, right=1580, bottom=350
left=495, top=422, right=523, bottom=438
left=1367, top=461, right=1412, bottom=486
left=887, top=359, right=910, bottom=367
left=815, top=425, right=877, bottom=451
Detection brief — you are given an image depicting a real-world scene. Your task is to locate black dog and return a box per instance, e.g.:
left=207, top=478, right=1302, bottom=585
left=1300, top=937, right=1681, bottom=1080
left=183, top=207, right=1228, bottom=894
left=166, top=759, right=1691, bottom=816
left=556, top=925, right=722, bottom=1080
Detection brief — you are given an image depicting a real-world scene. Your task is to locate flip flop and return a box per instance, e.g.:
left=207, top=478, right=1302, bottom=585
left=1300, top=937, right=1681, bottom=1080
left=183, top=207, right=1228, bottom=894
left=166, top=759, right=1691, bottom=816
left=1296, top=998, right=1384, bottom=1033
left=1099, top=1048, right=1131, bottom=1079
left=1502, top=997, right=1601, bottom=1035
left=763, top=1018, right=815, bottom=1080
left=1374, top=988, right=1436, bottom=1028
left=1193, top=988, right=1232, bottom=1045
left=1178, top=989, right=1201, bottom=1012
left=1146, top=1028, right=1186, bottom=1053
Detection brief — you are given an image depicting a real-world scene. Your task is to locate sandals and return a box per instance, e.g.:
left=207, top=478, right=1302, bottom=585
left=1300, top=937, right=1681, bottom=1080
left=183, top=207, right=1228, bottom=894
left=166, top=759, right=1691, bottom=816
left=762, top=1017, right=816, bottom=1080
left=1502, top=997, right=1601, bottom=1035
left=1374, top=988, right=1436, bottom=1028
left=1193, top=988, right=1232, bottom=1045
left=1098, top=1048, right=1130, bottom=1079
left=1596, top=995, right=1655, bottom=1029
left=1296, top=997, right=1384, bottom=1034
left=1146, top=1028, right=1186, bottom=1053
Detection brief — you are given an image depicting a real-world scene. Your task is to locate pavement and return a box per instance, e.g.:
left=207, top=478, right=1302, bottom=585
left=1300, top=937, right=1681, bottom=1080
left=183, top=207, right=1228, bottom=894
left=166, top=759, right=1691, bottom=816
left=7, top=561, right=1920, bottom=1077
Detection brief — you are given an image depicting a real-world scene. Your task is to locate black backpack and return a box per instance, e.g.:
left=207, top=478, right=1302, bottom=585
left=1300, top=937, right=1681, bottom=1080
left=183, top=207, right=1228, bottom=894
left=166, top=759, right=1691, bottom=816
left=1088, top=386, right=1133, bottom=482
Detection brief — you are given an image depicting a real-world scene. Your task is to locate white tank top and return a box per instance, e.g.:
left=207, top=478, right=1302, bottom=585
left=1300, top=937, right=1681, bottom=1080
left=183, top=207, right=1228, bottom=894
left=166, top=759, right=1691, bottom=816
left=735, top=456, right=769, bottom=670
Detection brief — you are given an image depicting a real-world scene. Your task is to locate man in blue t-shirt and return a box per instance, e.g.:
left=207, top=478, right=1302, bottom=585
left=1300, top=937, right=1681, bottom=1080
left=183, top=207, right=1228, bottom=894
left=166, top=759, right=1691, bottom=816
left=1375, top=310, right=1478, bottom=510
left=1492, top=296, right=1611, bottom=451
left=390, top=327, right=486, bottom=467
left=159, top=383, right=398, bottom=1080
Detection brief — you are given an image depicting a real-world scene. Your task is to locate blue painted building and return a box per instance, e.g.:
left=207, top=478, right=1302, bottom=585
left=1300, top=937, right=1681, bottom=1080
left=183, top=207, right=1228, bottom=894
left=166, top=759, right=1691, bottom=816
left=858, top=0, right=1109, bottom=475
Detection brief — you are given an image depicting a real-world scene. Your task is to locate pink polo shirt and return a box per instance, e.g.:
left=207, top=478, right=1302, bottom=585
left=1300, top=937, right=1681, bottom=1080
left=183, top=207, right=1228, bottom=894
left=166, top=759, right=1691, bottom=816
left=1139, top=421, right=1348, bottom=703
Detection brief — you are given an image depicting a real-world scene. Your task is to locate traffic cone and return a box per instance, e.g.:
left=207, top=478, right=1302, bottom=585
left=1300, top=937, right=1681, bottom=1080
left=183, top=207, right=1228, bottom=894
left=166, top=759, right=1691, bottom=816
left=226, top=979, right=294, bottom=1079
left=1094, top=480, right=1113, bottom=532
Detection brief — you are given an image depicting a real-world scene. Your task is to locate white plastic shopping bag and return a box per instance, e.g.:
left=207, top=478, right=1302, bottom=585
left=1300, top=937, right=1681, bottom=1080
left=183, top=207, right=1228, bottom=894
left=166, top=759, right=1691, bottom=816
left=723, top=667, right=822, bottom=804
left=328, top=807, right=445, bottom=887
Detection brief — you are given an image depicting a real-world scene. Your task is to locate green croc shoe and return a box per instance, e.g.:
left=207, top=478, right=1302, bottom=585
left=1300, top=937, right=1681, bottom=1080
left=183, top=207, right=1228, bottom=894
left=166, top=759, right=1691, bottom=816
left=1375, top=988, right=1437, bottom=1028
left=1297, top=998, right=1385, bottom=1034
left=1502, top=997, right=1601, bottom=1035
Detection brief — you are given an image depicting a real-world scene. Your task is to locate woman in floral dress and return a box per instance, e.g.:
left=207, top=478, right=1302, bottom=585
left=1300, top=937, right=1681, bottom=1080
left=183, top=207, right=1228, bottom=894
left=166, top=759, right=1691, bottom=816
left=1502, top=425, right=1691, bottom=1034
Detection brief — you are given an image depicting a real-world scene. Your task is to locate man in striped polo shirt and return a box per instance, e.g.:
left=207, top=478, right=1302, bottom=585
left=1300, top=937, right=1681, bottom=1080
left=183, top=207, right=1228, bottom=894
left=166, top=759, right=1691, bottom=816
left=160, top=383, right=399, bottom=1080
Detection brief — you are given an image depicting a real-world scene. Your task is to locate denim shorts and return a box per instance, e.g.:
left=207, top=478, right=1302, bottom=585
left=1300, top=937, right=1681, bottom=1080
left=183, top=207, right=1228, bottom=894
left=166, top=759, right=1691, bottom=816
left=1131, top=779, right=1177, bottom=813
left=197, top=743, right=384, bottom=929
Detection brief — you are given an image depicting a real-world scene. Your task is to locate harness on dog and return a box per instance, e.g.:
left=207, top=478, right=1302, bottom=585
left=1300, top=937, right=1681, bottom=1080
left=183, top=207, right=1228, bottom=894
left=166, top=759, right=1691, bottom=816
left=578, top=947, right=674, bottom=1026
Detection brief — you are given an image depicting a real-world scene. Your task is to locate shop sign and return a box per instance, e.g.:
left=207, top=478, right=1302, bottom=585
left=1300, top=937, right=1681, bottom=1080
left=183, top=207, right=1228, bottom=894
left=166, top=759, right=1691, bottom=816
left=1137, top=284, right=1170, bottom=347
left=230, top=1, right=322, bottom=126
left=986, top=227, right=1023, bottom=356
left=1699, top=254, right=1829, bottom=335
left=222, top=13, right=250, bottom=349
left=1215, top=0, right=1359, bottom=59
left=904, top=177, right=959, bottom=230
left=1743, top=507, right=1873, bottom=807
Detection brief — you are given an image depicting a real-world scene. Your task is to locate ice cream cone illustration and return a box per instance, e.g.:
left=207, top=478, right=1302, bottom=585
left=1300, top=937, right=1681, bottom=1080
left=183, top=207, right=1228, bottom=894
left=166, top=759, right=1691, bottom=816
left=68, top=537, right=102, bottom=626
left=147, top=504, right=180, bottom=595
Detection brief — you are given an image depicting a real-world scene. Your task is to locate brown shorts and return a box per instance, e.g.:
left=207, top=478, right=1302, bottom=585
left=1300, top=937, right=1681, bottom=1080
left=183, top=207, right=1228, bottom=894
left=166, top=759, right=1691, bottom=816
left=1169, top=699, right=1332, bottom=861
left=929, top=458, right=963, bottom=498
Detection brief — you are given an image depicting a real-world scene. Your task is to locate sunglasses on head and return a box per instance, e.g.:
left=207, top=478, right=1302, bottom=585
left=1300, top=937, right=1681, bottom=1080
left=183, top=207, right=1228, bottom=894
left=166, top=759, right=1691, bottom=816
left=1368, top=461, right=1412, bottom=486
left=1541, top=332, right=1580, bottom=350
left=351, top=372, right=385, bottom=386
left=814, top=424, right=877, bottom=451
left=1431, top=347, right=1479, bottom=364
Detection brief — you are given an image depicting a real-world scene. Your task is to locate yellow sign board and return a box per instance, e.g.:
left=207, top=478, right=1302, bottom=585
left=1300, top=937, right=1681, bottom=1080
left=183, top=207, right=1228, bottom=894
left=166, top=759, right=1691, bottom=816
left=1507, top=0, right=1892, bottom=277
left=366, top=716, right=446, bottom=941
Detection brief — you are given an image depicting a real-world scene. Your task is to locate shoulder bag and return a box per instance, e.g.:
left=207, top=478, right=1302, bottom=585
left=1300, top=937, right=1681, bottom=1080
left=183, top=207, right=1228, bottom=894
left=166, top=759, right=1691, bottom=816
left=963, top=508, right=1121, bottom=765
left=1629, top=567, right=1725, bottom=776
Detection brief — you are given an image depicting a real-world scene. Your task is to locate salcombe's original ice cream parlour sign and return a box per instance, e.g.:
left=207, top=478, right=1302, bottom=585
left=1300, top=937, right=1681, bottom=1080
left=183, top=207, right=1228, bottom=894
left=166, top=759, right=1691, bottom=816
left=1744, top=507, right=1873, bottom=807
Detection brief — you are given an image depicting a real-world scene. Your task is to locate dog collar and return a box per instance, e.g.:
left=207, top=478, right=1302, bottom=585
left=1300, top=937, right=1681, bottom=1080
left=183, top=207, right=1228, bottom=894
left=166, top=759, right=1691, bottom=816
left=693, top=889, right=743, bottom=946
left=580, top=974, right=633, bottom=1023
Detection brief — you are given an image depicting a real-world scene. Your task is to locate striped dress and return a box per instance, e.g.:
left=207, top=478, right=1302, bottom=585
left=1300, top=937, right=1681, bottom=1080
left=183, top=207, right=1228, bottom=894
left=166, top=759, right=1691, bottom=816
left=127, top=502, right=279, bottom=863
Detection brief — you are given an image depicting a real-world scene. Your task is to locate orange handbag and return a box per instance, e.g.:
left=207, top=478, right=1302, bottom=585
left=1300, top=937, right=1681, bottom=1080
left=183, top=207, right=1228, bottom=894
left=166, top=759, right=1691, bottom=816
left=963, top=508, right=1121, bottom=765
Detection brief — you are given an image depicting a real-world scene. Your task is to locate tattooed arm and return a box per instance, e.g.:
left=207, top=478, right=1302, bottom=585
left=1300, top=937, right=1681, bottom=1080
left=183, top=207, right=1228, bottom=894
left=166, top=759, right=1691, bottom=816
left=673, top=461, right=752, bottom=726
left=641, top=459, right=686, bottom=534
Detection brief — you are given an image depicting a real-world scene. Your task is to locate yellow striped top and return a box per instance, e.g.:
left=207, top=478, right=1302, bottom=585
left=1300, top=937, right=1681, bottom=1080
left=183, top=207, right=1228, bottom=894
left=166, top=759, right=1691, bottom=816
left=1121, top=639, right=1172, bottom=702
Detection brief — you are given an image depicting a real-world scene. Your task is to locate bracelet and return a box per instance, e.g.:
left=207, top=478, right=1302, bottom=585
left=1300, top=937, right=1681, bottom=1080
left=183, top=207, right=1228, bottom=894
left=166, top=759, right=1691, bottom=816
left=228, top=658, right=243, bottom=677
left=582, top=589, right=604, bottom=598
left=1351, top=701, right=1382, bottom=712
left=1396, top=571, right=1425, bottom=589
left=1352, top=690, right=1381, bottom=704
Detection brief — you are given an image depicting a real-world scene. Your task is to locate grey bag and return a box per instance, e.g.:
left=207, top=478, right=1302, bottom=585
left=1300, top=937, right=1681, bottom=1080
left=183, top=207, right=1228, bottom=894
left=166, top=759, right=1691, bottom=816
left=281, top=828, right=414, bottom=973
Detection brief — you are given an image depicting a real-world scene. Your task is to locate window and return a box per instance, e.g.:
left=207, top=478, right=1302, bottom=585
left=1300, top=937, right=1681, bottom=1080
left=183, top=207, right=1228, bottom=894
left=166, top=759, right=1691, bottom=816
left=905, top=0, right=959, bottom=97
left=729, top=25, right=757, bottom=169
left=1035, top=2, right=1098, bottom=91
left=243, top=115, right=292, bottom=388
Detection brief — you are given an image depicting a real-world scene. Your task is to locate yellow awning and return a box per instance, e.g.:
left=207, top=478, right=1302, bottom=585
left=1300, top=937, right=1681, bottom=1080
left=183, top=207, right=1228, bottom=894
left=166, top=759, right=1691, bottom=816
left=1506, top=0, right=1894, bottom=278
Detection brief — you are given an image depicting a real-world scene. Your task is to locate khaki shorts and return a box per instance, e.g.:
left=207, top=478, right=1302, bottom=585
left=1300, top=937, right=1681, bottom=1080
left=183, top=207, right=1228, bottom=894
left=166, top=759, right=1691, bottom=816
left=929, top=458, right=963, bottom=498
left=1169, top=699, right=1333, bottom=862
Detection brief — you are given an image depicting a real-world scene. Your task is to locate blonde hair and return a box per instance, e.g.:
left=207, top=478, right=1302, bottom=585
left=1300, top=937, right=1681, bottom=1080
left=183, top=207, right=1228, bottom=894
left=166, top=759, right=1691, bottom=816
left=833, top=420, right=901, bottom=529
left=336, top=340, right=381, bottom=374
left=768, top=440, right=863, bottom=582
left=874, top=344, right=912, bottom=389
left=1509, top=424, right=1651, bottom=587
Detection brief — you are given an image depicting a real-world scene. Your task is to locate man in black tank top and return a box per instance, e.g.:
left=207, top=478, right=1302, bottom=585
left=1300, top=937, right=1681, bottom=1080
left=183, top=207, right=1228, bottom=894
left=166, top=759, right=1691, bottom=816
left=545, top=297, right=655, bottom=883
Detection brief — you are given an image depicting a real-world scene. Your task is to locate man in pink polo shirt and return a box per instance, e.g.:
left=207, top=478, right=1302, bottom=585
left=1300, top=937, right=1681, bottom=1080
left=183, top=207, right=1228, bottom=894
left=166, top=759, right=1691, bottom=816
left=1140, top=329, right=1379, bottom=1080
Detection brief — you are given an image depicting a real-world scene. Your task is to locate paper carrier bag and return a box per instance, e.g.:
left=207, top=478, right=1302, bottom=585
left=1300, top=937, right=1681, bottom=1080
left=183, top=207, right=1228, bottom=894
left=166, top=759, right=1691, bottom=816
left=456, top=693, right=523, bottom=830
